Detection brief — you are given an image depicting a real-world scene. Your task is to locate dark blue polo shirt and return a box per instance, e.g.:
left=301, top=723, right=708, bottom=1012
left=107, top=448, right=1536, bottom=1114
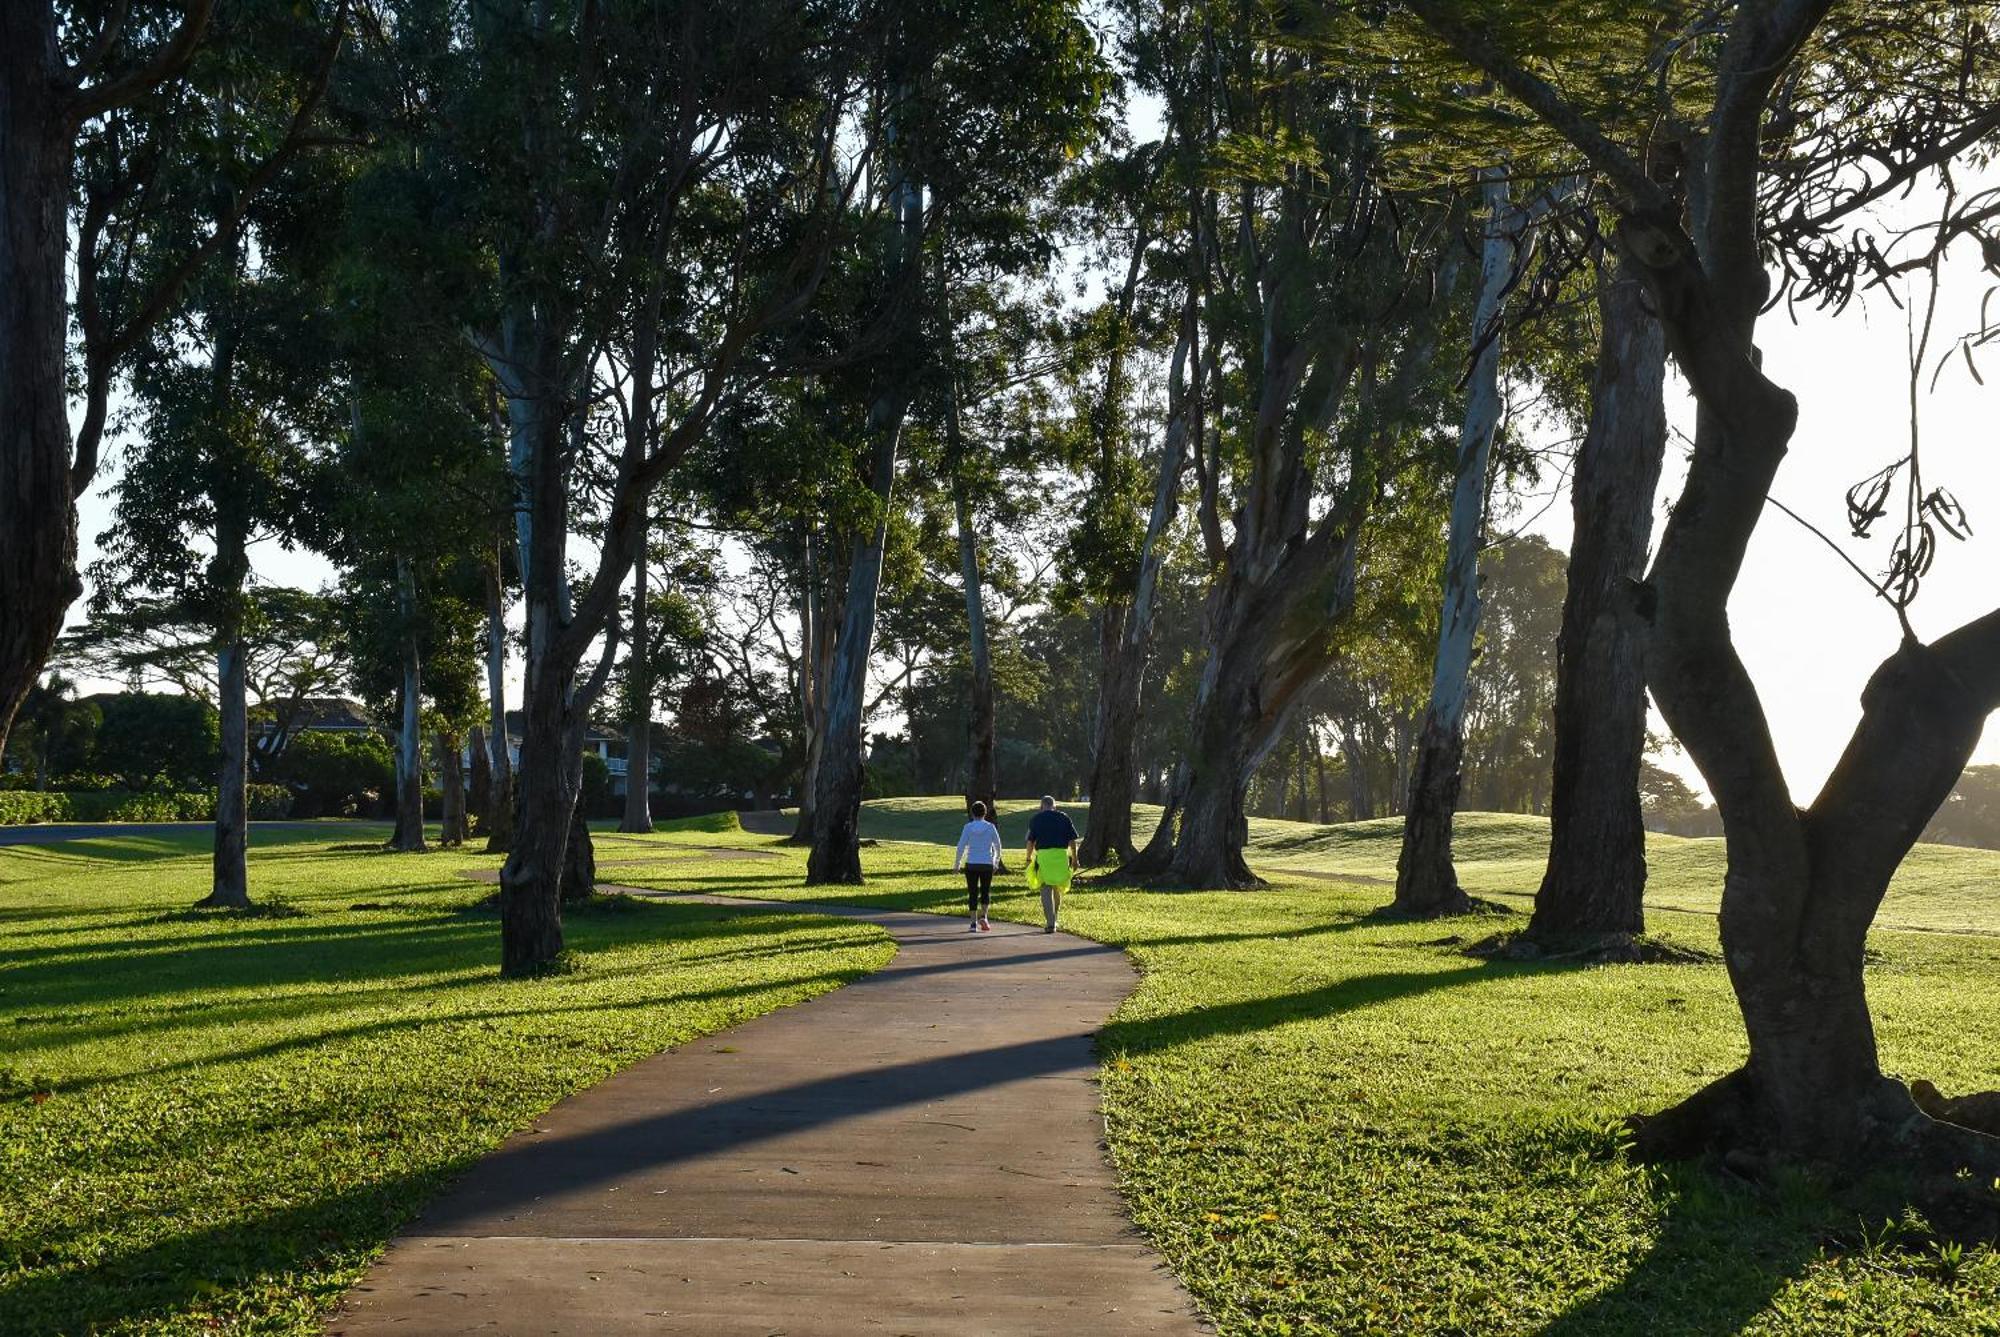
left=1027, top=809, right=1078, bottom=848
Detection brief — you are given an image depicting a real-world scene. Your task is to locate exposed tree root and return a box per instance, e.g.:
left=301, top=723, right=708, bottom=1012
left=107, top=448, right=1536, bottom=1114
left=1627, top=1069, right=2000, bottom=1241
left=1464, top=928, right=1717, bottom=965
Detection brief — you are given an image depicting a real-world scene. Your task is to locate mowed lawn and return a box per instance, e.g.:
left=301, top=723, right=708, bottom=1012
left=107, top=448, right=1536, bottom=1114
left=606, top=802, right=2000, bottom=1335
left=0, top=822, right=894, bottom=1335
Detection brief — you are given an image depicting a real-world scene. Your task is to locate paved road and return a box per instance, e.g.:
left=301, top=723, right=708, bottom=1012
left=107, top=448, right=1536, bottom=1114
left=327, top=885, right=1206, bottom=1336
left=0, top=820, right=361, bottom=846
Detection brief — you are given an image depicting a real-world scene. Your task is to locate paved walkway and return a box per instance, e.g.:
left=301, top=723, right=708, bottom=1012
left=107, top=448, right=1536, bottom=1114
left=327, top=884, right=1207, bottom=1336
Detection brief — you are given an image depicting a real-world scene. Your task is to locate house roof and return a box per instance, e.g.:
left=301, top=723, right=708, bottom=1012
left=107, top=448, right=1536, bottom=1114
left=501, top=709, right=623, bottom=746
left=286, top=697, right=378, bottom=731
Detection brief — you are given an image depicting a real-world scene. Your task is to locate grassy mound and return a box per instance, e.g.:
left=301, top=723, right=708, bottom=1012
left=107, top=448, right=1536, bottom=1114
left=0, top=826, right=892, bottom=1334
left=604, top=812, right=2000, bottom=1334
left=840, top=797, right=2000, bottom=935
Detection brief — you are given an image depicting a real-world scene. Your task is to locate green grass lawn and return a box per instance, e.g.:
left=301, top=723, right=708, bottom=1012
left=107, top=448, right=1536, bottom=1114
left=0, top=820, right=894, bottom=1335
left=607, top=803, right=2000, bottom=1335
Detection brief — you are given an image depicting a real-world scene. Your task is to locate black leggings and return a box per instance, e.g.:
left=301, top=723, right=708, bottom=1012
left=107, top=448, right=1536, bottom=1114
left=963, top=863, right=994, bottom=916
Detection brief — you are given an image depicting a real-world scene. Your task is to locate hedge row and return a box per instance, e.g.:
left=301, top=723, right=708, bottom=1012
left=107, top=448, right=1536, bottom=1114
left=0, top=785, right=293, bottom=826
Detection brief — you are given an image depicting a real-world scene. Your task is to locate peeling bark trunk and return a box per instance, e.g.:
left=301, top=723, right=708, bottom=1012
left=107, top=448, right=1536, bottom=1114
left=203, top=638, right=252, bottom=907
left=620, top=513, right=654, bottom=833
left=483, top=545, right=514, bottom=852
left=0, top=10, right=83, bottom=760
left=390, top=616, right=426, bottom=853
left=789, top=530, right=832, bottom=843
left=1529, top=262, right=1666, bottom=943
left=1394, top=173, right=1524, bottom=918
left=807, top=421, right=901, bottom=884
left=808, top=144, right=922, bottom=886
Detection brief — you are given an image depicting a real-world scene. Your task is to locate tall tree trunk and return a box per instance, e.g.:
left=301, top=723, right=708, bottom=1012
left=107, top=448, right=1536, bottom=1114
left=563, top=776, right=595, bottom=902
left=1125, top=520, right=1366, bottom=887
left=203, top=636, right=252, bottom=907
left=497, top=383, right=580, bottom=974
left=482, top=544, right=515, bottom=852
left=390, top=622, right=426, bottom=852
left=1314, top=734, right=1330, bottom=824
left=468, top=723, right=492, bottom=830
left=0, top=10, right=82, bottom=761
left=1394, top=173, right=1524, bottom=918
left=807, top=424, right=902, bottom=884
left=438, top=731, right=468, bottom=846
left=1528, top=260, right=1667, bottom=944
left=1082, top=322, right=1193, bottom=868
left=951, top=466, right=997, bottom=821
left=620, top=513, right=654, bottom=833
left=807, top=146, right=923, bottom=885
left=788, top=530, right=829, bottom=843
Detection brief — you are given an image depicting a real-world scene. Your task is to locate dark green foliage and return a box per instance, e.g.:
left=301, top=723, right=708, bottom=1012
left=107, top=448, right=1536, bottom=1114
left=269, top=730, right=394, bottom=818
left=88, top=693, right=220, bottom=791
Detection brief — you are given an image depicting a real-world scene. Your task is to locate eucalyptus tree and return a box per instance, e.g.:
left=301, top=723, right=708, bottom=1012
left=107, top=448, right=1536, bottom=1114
left=1, top=0, right=345, bottom=761
left=85, top=115, right=347, bottom=908
left=1053, top=129, right=1195, bottom=868
left=1113, top=1, right=1469, bottom=888
left=1526, top=253, right=1667, bottom=943
left=804, top=0, right=1113, bottom=884
left=1405, top=0, right=2000, bottom=1180
left=434, top=0, right=880, bottom=972
left=1390, top=176, right=1559, bottom=914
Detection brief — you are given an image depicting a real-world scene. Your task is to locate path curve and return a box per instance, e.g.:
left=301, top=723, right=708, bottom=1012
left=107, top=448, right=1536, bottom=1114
left=328, top=881, right=1207, bottom=1335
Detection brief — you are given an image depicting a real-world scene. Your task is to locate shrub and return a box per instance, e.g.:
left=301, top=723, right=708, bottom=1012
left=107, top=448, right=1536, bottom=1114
left=247, top=784, right=294, bottom=820
left=271, top=731, right=394, bottom=818
left=581, top=751, right=616, bottom=818
left=0, top=792, right=73, bottom=825
left=89, top=693, right=219, bottom=790
left=68, top=790, right=213, bottom=822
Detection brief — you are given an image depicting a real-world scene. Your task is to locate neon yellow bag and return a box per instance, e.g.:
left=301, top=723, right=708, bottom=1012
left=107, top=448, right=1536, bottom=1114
left=1026, top=856, right=1043, bottom=891
left=1034, top=848, right=1073, bottom=890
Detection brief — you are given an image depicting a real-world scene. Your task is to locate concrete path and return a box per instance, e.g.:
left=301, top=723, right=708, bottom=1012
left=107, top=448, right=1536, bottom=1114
left=327, top=885, right=1207, bottom=1336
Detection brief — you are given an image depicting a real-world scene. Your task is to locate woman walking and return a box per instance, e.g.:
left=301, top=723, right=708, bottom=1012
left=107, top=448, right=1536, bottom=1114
left=954, top=800, right=1002, bottom=932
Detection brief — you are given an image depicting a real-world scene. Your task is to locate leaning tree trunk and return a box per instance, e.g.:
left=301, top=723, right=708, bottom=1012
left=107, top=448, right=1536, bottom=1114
left=1082, top=323, right=1192, bottom=868
left=1393, top=173, right=1524, bottom=919
left=563, top=777, right=595, bottom=903
left=1527, top=261, right=1667, bottom=944
left=203, top=635, right=253, bottom=908
left=620, top=514, right=654, bottom=833
left=437, top=732, right=468, bottom=846
left=0, top=13, right=82, bottom=761
left=1124, top=517, right=1367, bottom=888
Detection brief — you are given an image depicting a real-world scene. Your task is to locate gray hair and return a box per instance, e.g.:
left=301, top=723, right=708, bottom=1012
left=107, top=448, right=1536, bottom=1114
left=1040, top=794, right=1057, bottom=809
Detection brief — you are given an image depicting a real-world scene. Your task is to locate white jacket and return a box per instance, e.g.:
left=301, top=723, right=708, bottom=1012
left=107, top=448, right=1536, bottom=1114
left=954, top=819, right=1003, bottom=868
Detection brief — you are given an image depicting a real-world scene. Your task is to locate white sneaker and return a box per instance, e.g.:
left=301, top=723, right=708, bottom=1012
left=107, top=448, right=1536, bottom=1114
left=968, top=921, right=979, bottom=932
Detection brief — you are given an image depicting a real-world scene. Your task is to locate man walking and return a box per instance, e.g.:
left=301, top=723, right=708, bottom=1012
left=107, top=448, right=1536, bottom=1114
left=1024, top=794, right=1079, bottom=933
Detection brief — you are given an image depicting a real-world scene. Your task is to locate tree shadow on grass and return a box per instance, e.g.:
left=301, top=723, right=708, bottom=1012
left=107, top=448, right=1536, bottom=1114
left=1099, top=956, right=1583, bottom=1058
left=0, top=1160, right=468, bottom=1335
left=1534, top=1168, right=1831, bottom=1337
